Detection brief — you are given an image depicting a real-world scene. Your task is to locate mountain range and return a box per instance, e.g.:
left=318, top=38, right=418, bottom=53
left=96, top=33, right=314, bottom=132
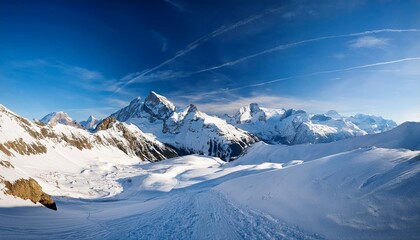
left=36, top=91, right=397, bottom=161
left=0, top=92, right=419, bottom=239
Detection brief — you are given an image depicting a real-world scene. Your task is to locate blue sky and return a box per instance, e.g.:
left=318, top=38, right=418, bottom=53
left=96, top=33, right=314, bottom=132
left=0, top=0, right=419, bottom=123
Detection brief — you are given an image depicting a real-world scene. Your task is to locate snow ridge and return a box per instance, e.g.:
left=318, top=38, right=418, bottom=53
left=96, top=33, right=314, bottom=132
left=225, top=103, right=397, bottom=145
left=111, top=92, right=257, bottom=161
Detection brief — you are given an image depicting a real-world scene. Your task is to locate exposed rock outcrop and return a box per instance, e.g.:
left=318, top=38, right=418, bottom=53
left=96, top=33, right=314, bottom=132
left=3, top=178, right=57, bottom=211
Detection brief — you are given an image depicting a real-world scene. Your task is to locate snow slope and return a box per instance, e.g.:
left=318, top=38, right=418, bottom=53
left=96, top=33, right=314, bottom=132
left=0, top=104, right=178, bottom=201
left=218, top=147, right=420, bottom=240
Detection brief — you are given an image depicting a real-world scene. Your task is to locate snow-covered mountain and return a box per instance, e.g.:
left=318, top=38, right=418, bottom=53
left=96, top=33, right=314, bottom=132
left=1, top=99, right=418, bottom=239
left=40, top=111, right=82, bottom=128
left=111, top=91, right=257, bottom=161
left=346, top=113, right=397, bottom=134
left=0, top=104, right=177, bottom=165
left=79, top=115, right=100, bottom=130
left=225, top=103, right=397, bottom=144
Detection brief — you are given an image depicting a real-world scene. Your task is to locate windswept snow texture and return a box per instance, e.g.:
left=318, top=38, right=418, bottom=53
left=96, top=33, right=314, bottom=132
left=1, top=104, right=419, bottom=240
left=225, top=103, right=397, bottom=144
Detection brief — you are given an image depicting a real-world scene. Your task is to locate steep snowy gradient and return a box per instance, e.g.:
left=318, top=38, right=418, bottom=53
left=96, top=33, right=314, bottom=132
left=0, top=101, right=419, bottom=240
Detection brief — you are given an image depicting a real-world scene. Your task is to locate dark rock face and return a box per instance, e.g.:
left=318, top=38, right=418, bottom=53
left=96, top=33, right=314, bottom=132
left=3, top=178, right=57, bottom=211
left=111, top=97, right=143, bottom=122
left=95, top=117, right=178, bottom=161
left=311, top=114, right=332, bottom=121
left=95, top=117, right=117, bottom=131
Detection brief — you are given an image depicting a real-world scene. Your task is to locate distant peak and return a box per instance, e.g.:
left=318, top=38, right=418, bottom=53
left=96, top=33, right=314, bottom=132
left=40, top=111, right=78, bottom=127
left=187, top=104, right=198, bottom=113
left=325, top=110, right=342, bottom=119
left=249, top=103, right=260, bottom=112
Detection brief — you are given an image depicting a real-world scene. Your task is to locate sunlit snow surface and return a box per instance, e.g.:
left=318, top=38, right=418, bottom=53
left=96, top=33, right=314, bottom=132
left=0, top=122, right=419, bottom=239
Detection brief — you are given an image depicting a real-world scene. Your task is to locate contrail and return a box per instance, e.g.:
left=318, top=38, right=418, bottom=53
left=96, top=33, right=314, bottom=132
left=194, top=29, right=420, bottom=74
left=113, top=5, right=285, bottom=94
left=227, top=57, right=420, bottom=92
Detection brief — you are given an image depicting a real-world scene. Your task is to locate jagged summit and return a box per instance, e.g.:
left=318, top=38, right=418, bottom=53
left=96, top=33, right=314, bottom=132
left=80, top=115, right=99, bottom=130
left=110, top=92, right=256, bottom=161
left=347, top=113, right=397, bottom=134
left=186, top=104, right=198, bottom=113
left=40, top=111, right=81, bottom=128
left=249, top=103, right=260, bottom=113
left=111, top=92, right=176, bottom=122
left=143, top=91, right=176, bottom=120
left=227, top=104, right=397, bottom=145
left=234, top=103, right=267, bottom=123
left=325, top=110, right=342, bottom=119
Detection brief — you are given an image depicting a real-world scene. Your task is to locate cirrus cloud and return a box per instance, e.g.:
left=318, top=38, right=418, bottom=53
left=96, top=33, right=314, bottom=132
left=348, top=36, right=388, bottom=48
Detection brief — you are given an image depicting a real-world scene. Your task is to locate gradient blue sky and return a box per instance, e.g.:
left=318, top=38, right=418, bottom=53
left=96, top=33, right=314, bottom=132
left=1, top=0, right=419, bottom=123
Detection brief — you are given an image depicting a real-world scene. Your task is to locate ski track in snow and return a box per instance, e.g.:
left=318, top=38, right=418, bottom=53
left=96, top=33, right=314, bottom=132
left=104, top=190, right=322, bottom=240
left=0, top=177, right=322, bottom=240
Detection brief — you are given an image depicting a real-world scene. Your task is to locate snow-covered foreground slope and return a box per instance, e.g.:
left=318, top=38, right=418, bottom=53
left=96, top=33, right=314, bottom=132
left=220, top=148, right=420, bottom=239
left=0, top=121, right=419, bottom=239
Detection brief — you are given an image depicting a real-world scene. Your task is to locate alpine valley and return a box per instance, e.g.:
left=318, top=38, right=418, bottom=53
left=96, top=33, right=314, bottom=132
left=0, top=92, right=419, bottom=240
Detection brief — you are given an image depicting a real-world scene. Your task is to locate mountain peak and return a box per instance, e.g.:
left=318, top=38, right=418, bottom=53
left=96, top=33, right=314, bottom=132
left=80, top=115, right=99, bottom=130
left=249, top=103, right=260, bottom=113
left=187, top=104, right=198, bottom=113
left=235, top=103, right=266, bottom=123
left=325, top=110, right=342, bottom=119
left=129, top=96, right=142, bottom=104
left=0, top=104, right=9, bottom=113
left=143, top=91, right=176, bottom=120
left=40, top=111, right=81, bottom=127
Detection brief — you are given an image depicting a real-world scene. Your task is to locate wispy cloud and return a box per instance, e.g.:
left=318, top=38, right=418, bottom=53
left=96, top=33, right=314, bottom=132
left=348, top=36, right=388, bottom=48
left=193, top=29, right=420, bottom=74
left=107, top=98, right=129, bottom=108
left=224, top=57, right=420, bottom=92
left=152, top=31, right=169, bottom=52
left=173, top=92, right=339, bottom=116
left=7, top=59, right=103, bottom=81
left=165, top=0, right=185, bottom=12
left=113, top=5, right=285, bottom=94
left=119, top=70, right=189, bottom=84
